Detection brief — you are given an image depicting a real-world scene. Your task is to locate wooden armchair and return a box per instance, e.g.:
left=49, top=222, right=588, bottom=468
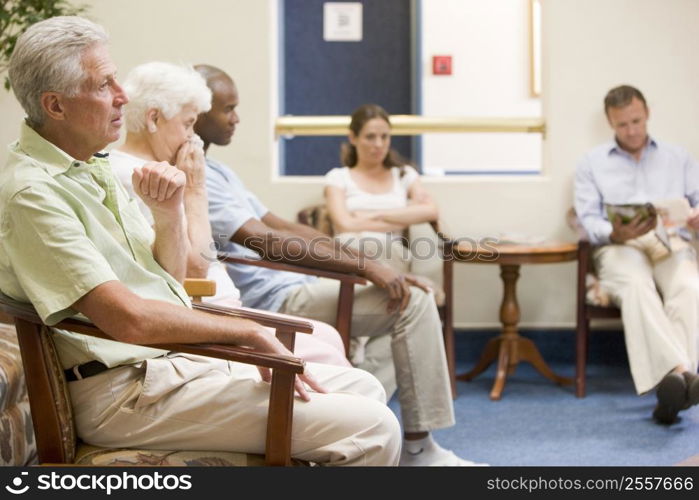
left=567, top=208, right=621, bottom=398
left=183, top=278, right=217, bottom=303
left=216, top=254, right=367, bottom=355
left=0, top=289, right=312, bottom=466
left=296, top=205, right=456, bottom=397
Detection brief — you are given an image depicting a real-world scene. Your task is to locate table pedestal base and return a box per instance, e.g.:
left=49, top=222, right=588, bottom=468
left=457, top=334, right=572, bottom=400
left=456, top=263, right=572, bottom=400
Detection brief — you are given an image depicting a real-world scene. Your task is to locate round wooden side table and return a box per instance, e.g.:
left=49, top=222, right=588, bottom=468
left=453, top=240, right=578, bottom=400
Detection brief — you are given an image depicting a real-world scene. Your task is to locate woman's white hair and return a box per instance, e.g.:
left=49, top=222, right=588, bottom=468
left=8, top=16, right=108, bottom=128
left=123, top=62, right=212, bottom=133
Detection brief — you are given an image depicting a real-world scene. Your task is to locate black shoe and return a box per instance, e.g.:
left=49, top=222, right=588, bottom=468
left=683, top=372, right=699, bottom=409
left=653, top=373, right=687, bottom=425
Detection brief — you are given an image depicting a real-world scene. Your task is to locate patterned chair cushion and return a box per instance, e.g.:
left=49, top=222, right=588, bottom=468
left=0, top=399, right=36, bottom=465
left=0, top=323, right=37, bottom=465
left=75, top=444, right=307, bottom=466
left=585, top=273, right=613, bottom=307
left=0, top=323, right=26, bottom=411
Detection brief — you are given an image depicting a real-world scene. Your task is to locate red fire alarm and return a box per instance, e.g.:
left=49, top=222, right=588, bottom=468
left=432, top=55, right=452, bottom=75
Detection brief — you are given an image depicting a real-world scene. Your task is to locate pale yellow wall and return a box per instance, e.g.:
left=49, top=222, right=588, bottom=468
left=1, top=0, right=698, bottom=328
left=0, top=0, right=276, bottom=194
left=421, top=0, right=542, bottom=174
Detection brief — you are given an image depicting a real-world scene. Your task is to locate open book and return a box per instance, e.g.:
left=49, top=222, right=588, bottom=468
left=654, top=198, right=692, bottom=230
left=605, top=198, right=691, bottom=254
left=605, top=202, right=656, bottom=225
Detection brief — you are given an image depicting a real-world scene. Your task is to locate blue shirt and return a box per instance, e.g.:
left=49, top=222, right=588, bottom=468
left=205, top=158, right=315, bottom=311
left=574, top=137, right=699, bottom=245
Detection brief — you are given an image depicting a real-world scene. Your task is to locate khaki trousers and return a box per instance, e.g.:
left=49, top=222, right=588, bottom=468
left=69, top=354, right=401, bottom=466
left=279, top=278, right=455, bottom=433
left=594, top=237, right=699, bottom=394
left=335, top=233, right=412, bottom=274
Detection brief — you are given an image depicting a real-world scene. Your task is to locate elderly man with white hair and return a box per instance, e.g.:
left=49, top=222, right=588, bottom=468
left=110, top=61, right=349, bottom=367
left=0, top=16, right=400, bottom=466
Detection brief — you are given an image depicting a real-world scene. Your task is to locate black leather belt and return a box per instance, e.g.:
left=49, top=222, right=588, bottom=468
left=64, top=360, right=109, bottom=382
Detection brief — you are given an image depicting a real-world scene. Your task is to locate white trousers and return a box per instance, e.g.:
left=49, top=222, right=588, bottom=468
left=594, top=237, right=699, bottom=393
left=69, top=354, right=401, bottom=466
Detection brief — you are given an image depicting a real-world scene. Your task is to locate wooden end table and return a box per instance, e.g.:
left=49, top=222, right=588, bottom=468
left=453, top=240, right=578, bottom=400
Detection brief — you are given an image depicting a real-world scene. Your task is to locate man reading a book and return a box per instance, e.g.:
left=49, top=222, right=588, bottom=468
left=574, top=85, right=699, bottom=424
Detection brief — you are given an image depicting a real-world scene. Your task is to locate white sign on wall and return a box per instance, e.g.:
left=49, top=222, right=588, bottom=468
left=323, top=2, right=363, bottom=42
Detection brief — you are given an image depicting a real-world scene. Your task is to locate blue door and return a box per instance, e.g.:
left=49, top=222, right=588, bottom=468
left=282, top=0, right=418, bottom=175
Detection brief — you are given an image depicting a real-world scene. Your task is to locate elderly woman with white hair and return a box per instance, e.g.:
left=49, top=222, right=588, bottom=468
left=111, top=61, right=350, bottom=367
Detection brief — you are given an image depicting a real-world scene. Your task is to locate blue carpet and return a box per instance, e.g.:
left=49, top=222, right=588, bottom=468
left=387, top=329, right=699, bottom=466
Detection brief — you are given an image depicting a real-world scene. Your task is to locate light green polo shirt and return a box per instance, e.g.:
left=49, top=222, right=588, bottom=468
left=0, top=122, right=191, bottom=369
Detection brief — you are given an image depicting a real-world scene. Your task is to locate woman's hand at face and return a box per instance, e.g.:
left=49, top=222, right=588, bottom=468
left=175, top=135, right=207, bottom=189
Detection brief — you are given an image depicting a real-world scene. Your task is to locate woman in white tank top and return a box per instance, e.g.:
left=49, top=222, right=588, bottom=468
left=324, top=104, right=442, bottom=364
left=324, top=103, right=439, bottom=273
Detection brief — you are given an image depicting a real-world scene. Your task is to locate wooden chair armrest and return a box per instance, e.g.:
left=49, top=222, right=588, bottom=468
left=0, top=294, right=304, bottom=374
left=183, top=279, right=313, bottom=350
left=429, top=220, right=448, bottom=239
left=183, top=279, right=217, bottom=299
left=217, top=254, right=365, bottom=356
left=577, top=239, right=592, bottom=276
left=61, top=317, right=305, bottom=373
left=153, top=342, right=304, bottom=373
left=217, top=254, right=367, bottom=285
left=192, top=302, right=313, bottom=334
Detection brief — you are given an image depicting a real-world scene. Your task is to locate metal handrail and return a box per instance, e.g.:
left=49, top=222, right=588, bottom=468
left=275, top=115, right=546, bottom=137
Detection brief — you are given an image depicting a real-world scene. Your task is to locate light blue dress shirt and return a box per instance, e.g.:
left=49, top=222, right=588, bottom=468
left=205, top=158, right=315, bottom=311
left=574, top=137, right=699, bottom=245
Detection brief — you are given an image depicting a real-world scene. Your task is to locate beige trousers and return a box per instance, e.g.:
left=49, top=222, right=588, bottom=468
left=335, top=233, right=412, bottom=274
left=279, top=278, right=454, bottom=433
left=69, top=354, right=401, bottom=466
left=594, top=237, right=699, bottom=394
left=334, top=234, right=408, bottom=397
